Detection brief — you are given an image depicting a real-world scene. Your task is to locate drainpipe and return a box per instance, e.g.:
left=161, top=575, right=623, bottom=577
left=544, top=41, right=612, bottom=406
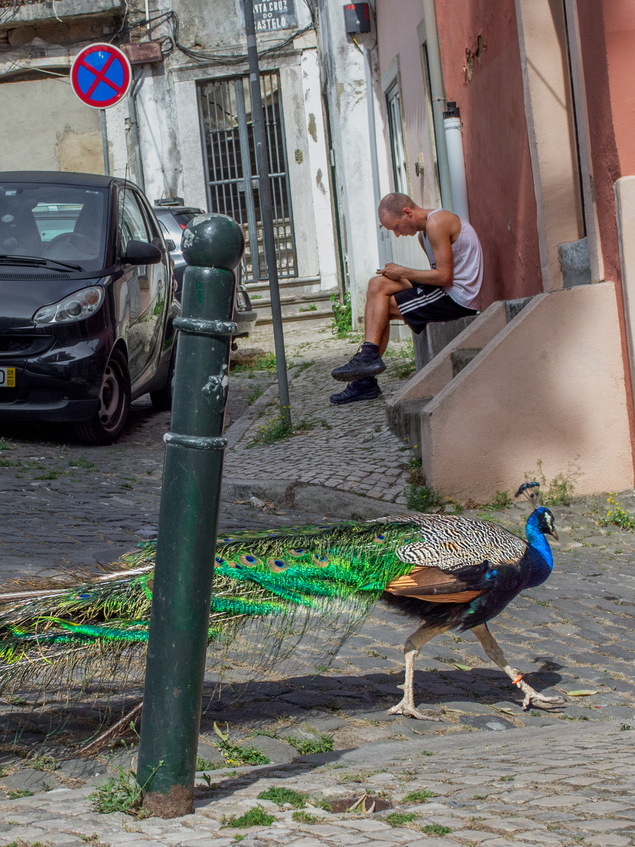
left=443, top=101, right=469, bottom=221
left=422, top=0, right=453, bottom=211
left=129, top=68, right=146, bottom=192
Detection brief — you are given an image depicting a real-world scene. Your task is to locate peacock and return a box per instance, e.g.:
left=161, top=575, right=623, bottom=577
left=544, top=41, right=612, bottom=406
left=0, top=483, right=564, bottom=715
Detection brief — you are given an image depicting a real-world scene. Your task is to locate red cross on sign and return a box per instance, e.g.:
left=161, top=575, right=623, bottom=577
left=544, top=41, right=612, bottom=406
left=71, top=43, right=132, bottom=109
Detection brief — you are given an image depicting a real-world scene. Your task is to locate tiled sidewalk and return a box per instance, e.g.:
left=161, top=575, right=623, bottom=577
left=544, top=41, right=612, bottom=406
left=224, top=335, right=415, bottom=504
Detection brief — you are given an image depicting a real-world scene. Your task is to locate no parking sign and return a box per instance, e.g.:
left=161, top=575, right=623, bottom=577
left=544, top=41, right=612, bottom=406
left=71, top=43, right=132, bottom=109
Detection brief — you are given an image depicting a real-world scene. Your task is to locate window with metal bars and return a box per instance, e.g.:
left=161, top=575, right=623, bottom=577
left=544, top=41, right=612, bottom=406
left=198, top=70, right=297, bottom=283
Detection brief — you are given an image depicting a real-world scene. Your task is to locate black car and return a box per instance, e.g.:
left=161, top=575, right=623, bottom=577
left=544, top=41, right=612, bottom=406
left=153, top=201, right=257, bottom=339
left=0, top=172, right=178, bottom=444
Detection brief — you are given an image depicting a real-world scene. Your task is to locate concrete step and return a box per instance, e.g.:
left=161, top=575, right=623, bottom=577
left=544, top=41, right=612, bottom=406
left=386, top=297, right=535, bottom=460
left=247, top=276, right=322, bottom=298
left=256, top=307, right=334, bottom=326
left=251, top=290, right=334, bottom=318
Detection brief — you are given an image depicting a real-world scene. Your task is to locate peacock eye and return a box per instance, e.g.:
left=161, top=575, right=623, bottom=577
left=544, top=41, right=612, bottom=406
left=239, top=554, right=259, bottom=567
left=288, top=548, right=305, bottom=557
left=215, top=556, right=226, bottom=565
left=373, top=534, right=386, bottom=543
left=267, top=557, right=288, bottom=571
left=313, top=554, right=328, bottom=565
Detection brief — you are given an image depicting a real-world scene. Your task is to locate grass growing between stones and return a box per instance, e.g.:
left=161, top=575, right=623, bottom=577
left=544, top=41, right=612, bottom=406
left=223, top=805, right=276, bottom=828
left=402, top=788, right=435, bottom=803
left=422, top=823, right=453, bottom=835
left=285, top=732, right=334, bottom=755
left=406, top=458, right=444, bottom=513
left=257, top=786, right=308, bottom=807
left=292, top=810, right=321, bottom=823
left=386, top=812, right=418, bottom=827
left=89, top=762, right=162, bottom=816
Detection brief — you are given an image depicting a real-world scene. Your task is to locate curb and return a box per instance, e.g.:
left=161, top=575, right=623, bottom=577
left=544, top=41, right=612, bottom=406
left=222, top=477, right=411, bottom=519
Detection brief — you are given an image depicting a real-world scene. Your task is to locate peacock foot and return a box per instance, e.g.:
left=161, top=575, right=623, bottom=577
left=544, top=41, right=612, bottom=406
left=387, top=700, right=443, bottom=721
left=521, top=689, right=566, bottom=711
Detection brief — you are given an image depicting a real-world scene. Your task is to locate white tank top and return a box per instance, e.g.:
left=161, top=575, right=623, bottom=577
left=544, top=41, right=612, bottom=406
left=418, top=210, right=483, bottom=310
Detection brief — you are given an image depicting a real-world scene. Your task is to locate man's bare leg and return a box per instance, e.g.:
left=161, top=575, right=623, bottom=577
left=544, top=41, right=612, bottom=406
left=363, top=275, right=412, bottom=348
left=388, top=622, right=452, bottom=720
left=472, top=624, right=565, bottom=710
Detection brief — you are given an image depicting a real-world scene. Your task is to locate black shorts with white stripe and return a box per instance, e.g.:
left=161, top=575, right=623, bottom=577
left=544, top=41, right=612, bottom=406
left=393, top=285, right=478, bottom=335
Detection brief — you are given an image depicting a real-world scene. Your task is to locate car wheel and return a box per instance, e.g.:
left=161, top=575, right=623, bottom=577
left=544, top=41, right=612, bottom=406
left=75, top=349, right=131, bottom=445
left=150, top=347, right=175, bottom=412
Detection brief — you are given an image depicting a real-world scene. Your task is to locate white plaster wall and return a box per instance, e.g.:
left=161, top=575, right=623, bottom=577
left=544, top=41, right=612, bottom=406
left=173, top=78, right=208, bottom=210
left=135, top=67, right=182, bottom=203
left=317, top=0, right=383, bottom=325
left=300, top=47, right=338, bottom=292
left=280, top=62, right=320, bottom=280
left=421, top=283, right=634, bottom=501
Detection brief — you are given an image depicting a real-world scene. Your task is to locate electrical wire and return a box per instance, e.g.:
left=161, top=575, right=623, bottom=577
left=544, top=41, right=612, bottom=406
left=114, top=9, right=315, bottom=66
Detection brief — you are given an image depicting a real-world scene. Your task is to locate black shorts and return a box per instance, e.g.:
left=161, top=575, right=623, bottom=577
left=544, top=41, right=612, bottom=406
left=393, top=285, right=478, bottom=334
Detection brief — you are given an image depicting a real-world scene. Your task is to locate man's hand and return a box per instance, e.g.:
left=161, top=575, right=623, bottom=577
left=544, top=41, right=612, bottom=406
left=378, top=263, right=410, bottom=281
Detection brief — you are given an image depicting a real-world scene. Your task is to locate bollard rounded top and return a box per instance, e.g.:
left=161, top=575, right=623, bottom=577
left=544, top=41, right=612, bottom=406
left=181, top=213, right=245, bottom=270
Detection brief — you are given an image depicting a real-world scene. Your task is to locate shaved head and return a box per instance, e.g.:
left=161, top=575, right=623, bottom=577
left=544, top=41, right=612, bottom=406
left=378, top=193, right=416, bottom=220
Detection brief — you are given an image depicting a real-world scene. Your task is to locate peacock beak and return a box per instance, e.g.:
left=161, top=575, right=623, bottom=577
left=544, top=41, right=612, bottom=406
left=551, top=529, right=559, bottom=541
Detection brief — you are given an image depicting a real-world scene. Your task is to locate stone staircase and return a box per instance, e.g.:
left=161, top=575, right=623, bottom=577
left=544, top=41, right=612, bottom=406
left=246, top=275, right=336, bottom=330
left=387, top=298, right=533, bottom=456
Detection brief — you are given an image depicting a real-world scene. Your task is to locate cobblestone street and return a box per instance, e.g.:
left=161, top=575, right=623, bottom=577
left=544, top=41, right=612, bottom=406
left=1, top=331, right=635, bottom=845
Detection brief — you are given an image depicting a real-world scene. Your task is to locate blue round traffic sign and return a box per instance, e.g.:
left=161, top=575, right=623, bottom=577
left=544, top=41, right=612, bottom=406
left=71, top=43, right=132, bottom=109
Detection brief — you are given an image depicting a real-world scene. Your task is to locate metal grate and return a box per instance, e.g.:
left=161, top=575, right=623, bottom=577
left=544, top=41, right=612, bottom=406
left=28, top=387, right=64, bottom=404
left=198, top=71, right=297, bottom=283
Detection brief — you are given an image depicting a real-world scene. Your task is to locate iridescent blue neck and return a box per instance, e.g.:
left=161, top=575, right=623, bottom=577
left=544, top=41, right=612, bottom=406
left=524, top=509, right=553, bottom=587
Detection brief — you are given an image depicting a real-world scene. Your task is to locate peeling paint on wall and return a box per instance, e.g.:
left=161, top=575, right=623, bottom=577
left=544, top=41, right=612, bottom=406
left=307, top=112, right=318, bottom=142
left=316, top=167, right=326, bottom=194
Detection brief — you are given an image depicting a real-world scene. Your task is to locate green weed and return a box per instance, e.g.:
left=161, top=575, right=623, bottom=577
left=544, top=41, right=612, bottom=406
left=292, top=810, right=320, bottom=823
left=330, top=292, right=352, bottom=337
left=7, top=789, right=33, bottom=799
left=386, top=812, right=418, bottom=827
left=285, top=732, right=334, bottom=755
left=499, top=775, right=514, bottom=781
left=422, top=823, right=452, bottom=835
left=0, top=438, right=14, bottom=451
left=29, top=754, right=58, bottom=772
left=598, top=494, right=635, bottom=531
left=257, top=786, right=307, bottom=808
left=246, top=386, right=264, bottom=405
left=68, top=457, right=95, bottom=469
left=420, top=750, right=434, bottom=756
left=195, top=755, right=225, bottom=771
left=231, top=352, right=277, bottom=373
left=402, top=788, right=434, bottom=803
left=620, top=724, right=633, bottom=731
left=89, top=761, right=162, bottom=815
left=491, top=490, right=512, bottom=510
left=0, top=458, right=13, bottom=467
left=223, top=804, right=276, bottom=828
left=34, top=471, right=58, bottom=480
left=221, top=743, right=270, bottom=766
left=299, top=304, right=317, bottom=312
left=406, top=459, right=444, bottom=512
left=249, top=414, right=292, bottom=446
left=525, top=459, right=578, bottom=506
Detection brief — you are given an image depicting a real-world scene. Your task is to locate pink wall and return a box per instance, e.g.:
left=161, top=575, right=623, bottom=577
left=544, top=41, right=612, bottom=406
left=434, top=0, right=542, bottom=306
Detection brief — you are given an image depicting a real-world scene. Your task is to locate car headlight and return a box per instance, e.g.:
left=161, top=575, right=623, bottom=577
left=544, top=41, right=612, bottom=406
left=33, top=287, right=105, bottom=325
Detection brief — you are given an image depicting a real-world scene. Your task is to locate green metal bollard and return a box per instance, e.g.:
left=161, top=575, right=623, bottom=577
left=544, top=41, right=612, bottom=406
left=136, top=213, right=244, bottom=818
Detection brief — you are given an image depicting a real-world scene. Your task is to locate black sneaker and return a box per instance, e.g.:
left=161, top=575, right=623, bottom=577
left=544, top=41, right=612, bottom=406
left=331, top=345, right=386, bottom=382
left=329, top=378, right=382, bottom=405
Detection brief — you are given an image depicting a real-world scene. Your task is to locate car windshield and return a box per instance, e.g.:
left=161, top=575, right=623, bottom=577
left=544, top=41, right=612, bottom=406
left=0, top=183, right=108, bottom=272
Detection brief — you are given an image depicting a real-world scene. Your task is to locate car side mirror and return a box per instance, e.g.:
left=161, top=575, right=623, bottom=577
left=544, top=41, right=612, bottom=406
left=165, top=239, right=177, bottom=252
left=123, top=240, right=162, bottom=265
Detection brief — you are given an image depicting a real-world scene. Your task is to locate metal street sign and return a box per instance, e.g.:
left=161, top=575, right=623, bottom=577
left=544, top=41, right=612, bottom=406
left=71, top=43, right=132, bottom=110
left=252, top=0, right=298, bottom=32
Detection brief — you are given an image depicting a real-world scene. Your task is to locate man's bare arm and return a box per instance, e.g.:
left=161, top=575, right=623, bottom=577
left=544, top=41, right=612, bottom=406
left=378, top=215, right=455, bottom=287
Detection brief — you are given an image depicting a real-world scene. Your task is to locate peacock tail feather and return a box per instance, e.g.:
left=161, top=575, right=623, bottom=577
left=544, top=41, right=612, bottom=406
left=0, top=518, right=426, bottom=697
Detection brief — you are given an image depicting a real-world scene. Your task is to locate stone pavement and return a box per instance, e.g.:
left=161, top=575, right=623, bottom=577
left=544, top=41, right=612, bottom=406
left=224, top=333, right=415, bottom=504
left=1, top=329, right=635, bottom=844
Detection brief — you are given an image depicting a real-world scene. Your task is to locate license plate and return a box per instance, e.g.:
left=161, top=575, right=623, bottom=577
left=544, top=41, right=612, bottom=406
left=0, top=367, right=15, bottom=388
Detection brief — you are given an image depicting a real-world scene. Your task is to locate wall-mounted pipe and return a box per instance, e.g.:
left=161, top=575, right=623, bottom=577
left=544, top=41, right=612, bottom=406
left=443, top=102, right=469, bottom=221
left=128, top=68, right=146, bottom=192
left=422, top=0, right=452, bottom=211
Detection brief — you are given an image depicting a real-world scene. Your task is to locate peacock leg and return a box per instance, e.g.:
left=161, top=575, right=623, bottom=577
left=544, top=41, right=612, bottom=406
left=387, top=624, right=450, bottom=720
left=472, top=623, right=565, bottom=710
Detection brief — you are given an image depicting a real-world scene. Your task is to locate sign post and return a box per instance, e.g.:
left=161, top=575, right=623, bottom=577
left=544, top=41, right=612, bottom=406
left=70, top=43, right=132, bottom=176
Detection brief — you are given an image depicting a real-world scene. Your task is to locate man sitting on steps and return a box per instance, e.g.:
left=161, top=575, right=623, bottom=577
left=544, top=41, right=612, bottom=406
left=330, top=192, right=484, bottom=405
